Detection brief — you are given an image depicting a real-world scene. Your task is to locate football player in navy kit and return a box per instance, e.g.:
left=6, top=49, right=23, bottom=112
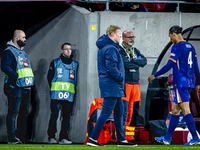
left=148, top=25, right=200, bottom=145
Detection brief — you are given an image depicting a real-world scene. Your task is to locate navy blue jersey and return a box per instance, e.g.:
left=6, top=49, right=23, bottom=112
left=154, top=40, right=200, bottom=88
left=170, top=41, right=198, bottom=88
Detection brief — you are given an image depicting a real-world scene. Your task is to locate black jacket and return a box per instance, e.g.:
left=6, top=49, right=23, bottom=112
left=47, top=54, right=73, bottom=88
left=119, top=46, right=147, bottom=84
left=1, top=41, right=21, bottom=87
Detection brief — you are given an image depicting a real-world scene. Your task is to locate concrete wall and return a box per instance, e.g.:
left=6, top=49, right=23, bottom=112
left=98, top=11, right=200, bottom=125
left=0, top=4, right=200, bottom=143
left=26, top=5, right=99, bottom=143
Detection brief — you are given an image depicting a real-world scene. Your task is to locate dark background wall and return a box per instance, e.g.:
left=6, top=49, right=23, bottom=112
left=0, top=2, right=69, bottom=45
left=0, top=2, right=92, bottom=143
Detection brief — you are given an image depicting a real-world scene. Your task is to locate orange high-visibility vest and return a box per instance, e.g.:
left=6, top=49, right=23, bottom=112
left=84, top=98, right=114, bottom=144
left=84, top=98, right=134, bottom=145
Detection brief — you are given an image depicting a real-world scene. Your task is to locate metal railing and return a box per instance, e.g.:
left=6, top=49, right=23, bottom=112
left=80, top=0, right=200, bottom=12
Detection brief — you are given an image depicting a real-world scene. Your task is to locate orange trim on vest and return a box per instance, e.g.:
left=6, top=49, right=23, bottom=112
left=84, top=98, right=135, bottom=144
left=84, top=98, right=104, bottom=145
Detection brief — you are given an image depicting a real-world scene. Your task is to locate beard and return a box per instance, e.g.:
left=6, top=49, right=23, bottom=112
left=17, top=40, right=26, bottom=47
left=128, top=42, right=134, bottom=46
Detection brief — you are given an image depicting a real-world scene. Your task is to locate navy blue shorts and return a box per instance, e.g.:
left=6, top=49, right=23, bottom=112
left=174, top=87, right=190, bottom=103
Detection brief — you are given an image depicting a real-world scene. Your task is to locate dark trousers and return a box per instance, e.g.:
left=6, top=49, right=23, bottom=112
left=130, top=101, right=139, bottom=126
left=4, top=84, right=30, bottom=142
left=90, top=97, right=126, bottom=142
left=47, top=100, right=73, bottom=141
left=122, top=100, right=129, bottom=126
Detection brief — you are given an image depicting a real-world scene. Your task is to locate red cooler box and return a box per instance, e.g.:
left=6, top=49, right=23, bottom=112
left=172, top=128, right=189, bottom=145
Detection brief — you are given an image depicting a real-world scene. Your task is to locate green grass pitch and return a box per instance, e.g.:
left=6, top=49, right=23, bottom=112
left=0, top=144, right=200, bottom=150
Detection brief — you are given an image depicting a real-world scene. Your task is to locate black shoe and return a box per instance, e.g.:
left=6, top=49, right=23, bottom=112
left=86, top=138, right=104, bottom=146
left=8, top=137, right=22, bottom=144
left=129, top=139, right=143, bottom=145
left=117, top=141, right=138, bottom=146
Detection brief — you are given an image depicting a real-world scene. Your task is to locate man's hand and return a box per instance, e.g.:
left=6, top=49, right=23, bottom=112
left=148, top=75, right=156, bottom=84
left=196, top=85, right=200, bottom=93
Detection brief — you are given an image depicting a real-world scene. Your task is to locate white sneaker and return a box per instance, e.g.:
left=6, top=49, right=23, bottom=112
left=59, top=139, right=72, bottom=144
left=48, top=138, right=57, bottom=144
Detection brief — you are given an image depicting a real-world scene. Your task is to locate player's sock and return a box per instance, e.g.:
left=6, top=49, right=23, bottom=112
left=185, top=113, right=198, bottom=140
left=165, top=115, right=179, bottom=140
